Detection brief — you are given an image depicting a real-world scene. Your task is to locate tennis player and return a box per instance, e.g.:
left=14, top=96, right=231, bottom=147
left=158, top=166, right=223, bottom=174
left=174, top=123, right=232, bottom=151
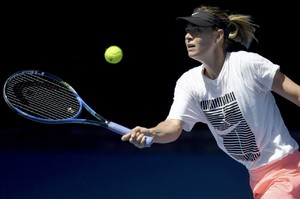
left=121, top=5, right=300, bottom=199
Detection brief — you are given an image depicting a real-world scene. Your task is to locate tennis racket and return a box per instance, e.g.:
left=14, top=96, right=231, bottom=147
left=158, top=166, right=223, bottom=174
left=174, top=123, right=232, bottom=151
left=3, top=69, right=153, bottom=147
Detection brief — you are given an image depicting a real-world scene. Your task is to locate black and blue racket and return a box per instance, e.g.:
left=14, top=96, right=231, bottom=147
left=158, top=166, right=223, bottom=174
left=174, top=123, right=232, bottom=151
left=3, top=70, right=153, bottom=147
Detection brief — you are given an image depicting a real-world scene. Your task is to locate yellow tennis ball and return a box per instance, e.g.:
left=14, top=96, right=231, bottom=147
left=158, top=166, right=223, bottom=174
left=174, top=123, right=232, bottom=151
left=104, top=45, right=123, bottom=64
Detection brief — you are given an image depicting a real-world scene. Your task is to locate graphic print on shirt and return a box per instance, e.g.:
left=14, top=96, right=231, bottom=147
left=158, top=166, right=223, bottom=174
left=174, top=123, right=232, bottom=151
left=200, top=92, right=260, bottom=162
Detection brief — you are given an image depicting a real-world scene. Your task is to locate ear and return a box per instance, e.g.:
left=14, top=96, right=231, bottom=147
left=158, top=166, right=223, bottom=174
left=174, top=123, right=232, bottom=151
left=215, top=29, right=225, bottom=43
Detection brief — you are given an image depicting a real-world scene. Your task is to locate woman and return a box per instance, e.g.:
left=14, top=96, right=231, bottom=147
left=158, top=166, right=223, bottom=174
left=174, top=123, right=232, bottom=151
left=121, top=5, right=300, bottom=198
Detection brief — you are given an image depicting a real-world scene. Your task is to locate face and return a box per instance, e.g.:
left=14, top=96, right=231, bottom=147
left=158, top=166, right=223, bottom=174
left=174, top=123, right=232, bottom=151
left=184, top=24, right=218, bottom=61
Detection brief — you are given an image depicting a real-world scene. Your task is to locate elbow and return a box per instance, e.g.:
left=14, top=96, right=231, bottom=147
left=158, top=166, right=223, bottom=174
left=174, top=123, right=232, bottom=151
left=168, top=124, right=183, bottom=143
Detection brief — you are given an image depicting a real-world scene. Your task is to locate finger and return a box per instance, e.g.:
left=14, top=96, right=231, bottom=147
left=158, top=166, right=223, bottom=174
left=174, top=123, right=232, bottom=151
left=136, top=134, right=145, bottom=144
left=121, top=133, right=131, bottom=141
left=130, top=130, right=138, bottom=139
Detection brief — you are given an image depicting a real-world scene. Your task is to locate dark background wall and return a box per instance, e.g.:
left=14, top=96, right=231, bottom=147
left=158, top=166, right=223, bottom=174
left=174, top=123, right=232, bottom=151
left=1, top=1, right=299, bottom=129
left=0, top=1, right=299, bottom=199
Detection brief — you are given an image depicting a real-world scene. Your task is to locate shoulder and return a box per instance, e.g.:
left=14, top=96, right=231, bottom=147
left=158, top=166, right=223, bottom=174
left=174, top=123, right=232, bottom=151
left=227, top=51, right=276, bottom=71
left=174, top=65, right=204, bottom=94
left=228, top=50, right=264, bottom=62
left=228, top=51, right=280, bottom=88
left=178, top=65, right=203, bottom=82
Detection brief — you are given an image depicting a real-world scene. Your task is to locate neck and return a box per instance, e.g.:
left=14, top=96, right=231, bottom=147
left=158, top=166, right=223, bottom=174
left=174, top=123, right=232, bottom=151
left=202, top=51, right=226, bottom=80
left=203, top=67, right=217, bottom=79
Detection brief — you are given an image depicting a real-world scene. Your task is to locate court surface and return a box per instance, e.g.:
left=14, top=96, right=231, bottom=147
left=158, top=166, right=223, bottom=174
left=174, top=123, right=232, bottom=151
left=0, top=149, right=253, bottom=199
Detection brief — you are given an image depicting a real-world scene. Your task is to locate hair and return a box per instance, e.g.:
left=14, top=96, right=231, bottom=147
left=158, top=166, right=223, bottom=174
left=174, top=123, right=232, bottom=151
left=193, top=5, right=259, bottom=50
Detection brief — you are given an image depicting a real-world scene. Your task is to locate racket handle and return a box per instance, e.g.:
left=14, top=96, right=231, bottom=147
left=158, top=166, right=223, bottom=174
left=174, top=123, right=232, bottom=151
left=107, top=122, right=153, bottom=147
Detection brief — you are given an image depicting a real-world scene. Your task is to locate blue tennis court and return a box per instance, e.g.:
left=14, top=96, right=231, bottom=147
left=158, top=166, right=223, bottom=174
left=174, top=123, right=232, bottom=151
left=0, top=151, right=254, bottom=199
left=0, top=127, right=254, bottom=199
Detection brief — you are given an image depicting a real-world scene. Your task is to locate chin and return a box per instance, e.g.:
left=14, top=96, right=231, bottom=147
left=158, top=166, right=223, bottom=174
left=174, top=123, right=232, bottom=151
left=188, top=54, right=202, bottom=62
left=188, top=52, right=198, bottom=59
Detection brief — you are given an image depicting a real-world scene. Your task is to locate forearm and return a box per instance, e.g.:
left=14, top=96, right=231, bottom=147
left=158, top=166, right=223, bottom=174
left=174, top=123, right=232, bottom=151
left=149, top=119, right=183, bottom=144
left=272, top=70, right=300, bottom=107
left=121, top=119, right=184, bottom=148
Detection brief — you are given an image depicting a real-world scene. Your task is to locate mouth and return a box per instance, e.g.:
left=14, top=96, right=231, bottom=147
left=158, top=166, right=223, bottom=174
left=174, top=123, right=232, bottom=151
left=187, top=44, right=195, bottom=49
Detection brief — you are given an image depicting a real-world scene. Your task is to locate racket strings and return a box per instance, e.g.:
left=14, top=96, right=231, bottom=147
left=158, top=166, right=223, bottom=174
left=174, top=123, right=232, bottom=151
left=5, top=73, right=81, bottom=120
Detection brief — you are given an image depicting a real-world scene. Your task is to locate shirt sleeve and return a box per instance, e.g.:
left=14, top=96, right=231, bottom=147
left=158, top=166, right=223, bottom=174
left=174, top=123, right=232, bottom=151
left=243, top=53, right=280, bottom=92
left=167, top=71, right=206, bottom=132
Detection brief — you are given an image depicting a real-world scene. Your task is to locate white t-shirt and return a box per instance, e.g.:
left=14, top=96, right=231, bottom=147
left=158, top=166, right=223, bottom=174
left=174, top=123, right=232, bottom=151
left=167, top=51, right=299, bottom=170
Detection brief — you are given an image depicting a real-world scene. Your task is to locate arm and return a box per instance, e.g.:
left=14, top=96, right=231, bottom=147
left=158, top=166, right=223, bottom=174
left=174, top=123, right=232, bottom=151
left=121, top=119, right=184, bottom=148
left=272, top=70, right=300, bottom=107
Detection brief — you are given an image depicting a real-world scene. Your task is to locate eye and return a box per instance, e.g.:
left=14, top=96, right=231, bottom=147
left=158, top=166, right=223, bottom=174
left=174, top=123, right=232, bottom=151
left=185, top=27, right=204, bottom=35
left=193, top=28, right=203, bottom=33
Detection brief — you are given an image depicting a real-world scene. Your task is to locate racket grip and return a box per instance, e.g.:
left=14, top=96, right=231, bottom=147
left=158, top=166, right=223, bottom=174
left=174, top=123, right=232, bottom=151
left=107, top=122, right=153, bottom=147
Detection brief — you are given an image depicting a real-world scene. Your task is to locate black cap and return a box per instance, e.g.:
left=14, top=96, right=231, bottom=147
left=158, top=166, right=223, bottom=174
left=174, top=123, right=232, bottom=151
left=176, top=11, right=224, bottom=28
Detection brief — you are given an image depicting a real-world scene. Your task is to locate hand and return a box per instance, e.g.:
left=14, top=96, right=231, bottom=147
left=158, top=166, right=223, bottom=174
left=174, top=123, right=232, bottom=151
left=121, top=126, right=153, bottom=148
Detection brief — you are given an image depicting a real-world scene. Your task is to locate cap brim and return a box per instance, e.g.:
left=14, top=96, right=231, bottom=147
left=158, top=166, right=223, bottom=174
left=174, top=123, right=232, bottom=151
left=176, top=16, right=213, bottom=27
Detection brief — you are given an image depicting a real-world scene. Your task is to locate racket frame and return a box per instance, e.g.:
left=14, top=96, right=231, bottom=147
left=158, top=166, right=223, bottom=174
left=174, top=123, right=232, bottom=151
left=3, top=70, right=153, bottom=146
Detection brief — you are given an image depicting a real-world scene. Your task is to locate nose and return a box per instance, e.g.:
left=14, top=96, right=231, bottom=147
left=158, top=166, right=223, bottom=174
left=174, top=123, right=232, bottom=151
left=185, top=34, right=193, bottom=43
left=185, top=32, right=192, bottom=39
